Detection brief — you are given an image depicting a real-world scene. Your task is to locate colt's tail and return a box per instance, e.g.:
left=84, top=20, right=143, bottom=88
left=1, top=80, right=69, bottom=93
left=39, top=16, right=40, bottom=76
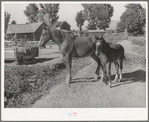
left=123, top=55, right=127, bottom=61
left=121, top=46, right=127, bottom=61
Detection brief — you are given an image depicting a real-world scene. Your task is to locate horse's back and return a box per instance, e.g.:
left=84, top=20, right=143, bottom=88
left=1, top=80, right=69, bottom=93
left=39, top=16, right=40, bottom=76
left=109, top=43, right=125, bottom=59
left=109, top=43, right=124, bottom=51
left=73, top=36, right=97, bottom=57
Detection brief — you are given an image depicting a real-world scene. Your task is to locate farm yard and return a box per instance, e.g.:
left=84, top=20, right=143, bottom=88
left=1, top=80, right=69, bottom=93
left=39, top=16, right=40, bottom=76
left=4, top=35, right=146, bottom=108
left=3, top=2, right=147, bottom=111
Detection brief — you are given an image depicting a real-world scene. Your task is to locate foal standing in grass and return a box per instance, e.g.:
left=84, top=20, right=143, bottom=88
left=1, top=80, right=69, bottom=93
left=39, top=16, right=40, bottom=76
left=95, top=36, right=125, bottom=87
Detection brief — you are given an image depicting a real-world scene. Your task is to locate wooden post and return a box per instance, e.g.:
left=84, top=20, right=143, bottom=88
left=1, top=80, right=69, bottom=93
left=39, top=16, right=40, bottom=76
left=33, top=33, right=34, bottom=41
left=105, top=4, right=107, bottom=29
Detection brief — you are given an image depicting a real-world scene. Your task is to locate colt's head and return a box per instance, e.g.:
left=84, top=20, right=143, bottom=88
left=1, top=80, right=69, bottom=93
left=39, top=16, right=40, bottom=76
left=95, top=36, right=104, bottom=56
left=39, top=26, right=52, bottom=48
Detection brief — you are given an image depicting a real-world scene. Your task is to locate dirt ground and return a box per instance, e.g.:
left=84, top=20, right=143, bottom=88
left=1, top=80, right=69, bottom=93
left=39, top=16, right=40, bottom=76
left=32, top=40, right=146, bottom=108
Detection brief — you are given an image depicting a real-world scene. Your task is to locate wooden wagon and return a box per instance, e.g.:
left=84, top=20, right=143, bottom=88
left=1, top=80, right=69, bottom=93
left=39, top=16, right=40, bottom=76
left=5, top=41, right=39, bottom=64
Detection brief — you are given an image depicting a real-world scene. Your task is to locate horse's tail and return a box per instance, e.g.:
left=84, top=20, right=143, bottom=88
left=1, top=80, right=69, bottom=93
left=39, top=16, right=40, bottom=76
left=121, top=45, right=127, bottom=61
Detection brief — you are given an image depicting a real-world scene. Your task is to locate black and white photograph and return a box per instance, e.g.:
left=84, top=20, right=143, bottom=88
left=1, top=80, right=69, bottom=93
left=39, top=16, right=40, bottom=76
left=1, top=0, right=148, bottom=121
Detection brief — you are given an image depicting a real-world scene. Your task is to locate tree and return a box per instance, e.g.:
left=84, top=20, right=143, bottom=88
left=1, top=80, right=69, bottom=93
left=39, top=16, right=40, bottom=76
left=24, top=3, right=60, bottom=26
left=116, top=21, right=126, bottom=33
left=5, top=12, right=10, bottom=34
left=24, top=4, right=38, bottom=23
left=37, top=4, right=59, bottom=26
left=82, top=4, right=114, bottom=30
left=116, top=4, right=146, bottom=36
left=11, top=20, right=17, bottom=24
left=75, top=10, right=85, bottom=32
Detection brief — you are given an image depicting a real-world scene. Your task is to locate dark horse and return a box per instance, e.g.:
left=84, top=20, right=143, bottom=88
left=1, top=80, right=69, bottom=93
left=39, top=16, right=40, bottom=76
left=39, top=26, right=101, bottom=84
left=95, top=36, right=125, bottom=87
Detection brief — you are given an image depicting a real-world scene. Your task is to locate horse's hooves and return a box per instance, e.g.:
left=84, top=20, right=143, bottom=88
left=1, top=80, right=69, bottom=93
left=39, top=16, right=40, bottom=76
left=117, top=79, right=122, bottom=82
left=95, top=75, right=100, bottom=80
left=99, top=79, right=104, bottom=82
left=119, top=79, right=122, bottom=82
left=113, top=79, right=118, bottom=82
left=68, top=84, right=71, bottom=87
left=65, top=77, right=71, bottom=84
left=104, top=82, right=108, bottom=85
left=95, top=77, right=100, bottom=80
left=108, top=83, right=112, bottom=88
left=65, top=81, right=71, bottom=84
left=64, top=82, right=71, bottom=87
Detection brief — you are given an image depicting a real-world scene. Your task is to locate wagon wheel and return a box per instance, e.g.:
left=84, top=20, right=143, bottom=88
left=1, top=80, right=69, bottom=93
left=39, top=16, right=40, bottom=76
left=16, top=47, right=24, bottom=65
left=17, top=56, right=23, bottom=65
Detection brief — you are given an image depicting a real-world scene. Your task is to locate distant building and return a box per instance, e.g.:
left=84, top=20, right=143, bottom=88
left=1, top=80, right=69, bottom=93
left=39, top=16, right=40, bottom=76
left=6, top=22, right=48, bottom=41
left=84, top=30, right=105, bottom=37
left=52, top=21, right=71, bottom=31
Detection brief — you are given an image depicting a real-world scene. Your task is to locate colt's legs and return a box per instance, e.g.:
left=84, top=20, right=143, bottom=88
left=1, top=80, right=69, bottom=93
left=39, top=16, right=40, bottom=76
left=119, top=60, right=123, bottom=82
left=100, top=63, right=107, bottom=83
left=114, top=61, right=119, bottom=82
left=65, top=53, right=72, bottom=84
left=90, top=55, right=101, bottom=79
left=107, top=62, right=111, bottom=87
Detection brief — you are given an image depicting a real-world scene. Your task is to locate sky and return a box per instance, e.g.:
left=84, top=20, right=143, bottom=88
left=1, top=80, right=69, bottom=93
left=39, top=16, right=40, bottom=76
left=4, top=2, right=146, bottom=30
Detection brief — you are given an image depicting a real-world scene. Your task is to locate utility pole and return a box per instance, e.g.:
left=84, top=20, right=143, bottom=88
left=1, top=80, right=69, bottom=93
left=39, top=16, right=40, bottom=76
left=105, top=4, right=107, bottom=31
left=125, top=15, right=128, bottom=36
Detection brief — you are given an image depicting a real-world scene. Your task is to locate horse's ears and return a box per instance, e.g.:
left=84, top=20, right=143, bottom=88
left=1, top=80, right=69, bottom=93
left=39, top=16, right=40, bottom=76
left=99, top=35, right=104, bottom=39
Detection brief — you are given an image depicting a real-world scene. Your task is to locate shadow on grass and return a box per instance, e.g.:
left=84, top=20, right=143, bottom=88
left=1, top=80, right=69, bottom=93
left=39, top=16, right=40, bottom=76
left=36, top=58, right=55, bottom=63
left=5, top=60, right=16, bottom=63
left=71, top=70, right=146, bottom=87
left=5, top=57, right=59, bottom=65
left=110, top=69, right=146, bottom=88
left=72, top=77, right=100, bottom=83
left=27, top=57, right=59, bottom=65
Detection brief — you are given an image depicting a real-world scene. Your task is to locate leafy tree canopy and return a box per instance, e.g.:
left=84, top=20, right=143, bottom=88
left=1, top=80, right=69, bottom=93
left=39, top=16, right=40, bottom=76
left=82, top=4, right=114, bottom=30
left=24, top=4, right=59, bottom=26
left=116, top=4, right=146, bottom=36
left=5, top=12, right=11, bottom=34
left=75, top=10, right=85, bottom=32
left=24, top=4, right=38, bottom=23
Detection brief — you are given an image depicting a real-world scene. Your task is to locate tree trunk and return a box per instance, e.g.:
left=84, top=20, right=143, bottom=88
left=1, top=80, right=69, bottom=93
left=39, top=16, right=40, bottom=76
left=79, top=25, right=82, bottom=32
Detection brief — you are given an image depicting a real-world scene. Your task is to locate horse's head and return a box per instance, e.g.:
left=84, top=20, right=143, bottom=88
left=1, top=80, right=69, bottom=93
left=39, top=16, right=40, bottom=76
left=95, top=36, right=104, bottom=56
left=39, top=26, right=52, bottom=48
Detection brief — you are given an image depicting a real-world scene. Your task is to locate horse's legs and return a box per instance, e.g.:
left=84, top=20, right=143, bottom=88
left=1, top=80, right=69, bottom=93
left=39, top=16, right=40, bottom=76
left=114, top=61, right=119, bottom=82
left=100, top=70, right=104, bottom=82
left=65, top=53, right=72, bottom=84
left=100, top=63, right=107, bottom=83
left=90, top=55, right=101, bottom=79
left=119, top=60, right=123, bottom=82
left=107, top=62, right=111, bottom=87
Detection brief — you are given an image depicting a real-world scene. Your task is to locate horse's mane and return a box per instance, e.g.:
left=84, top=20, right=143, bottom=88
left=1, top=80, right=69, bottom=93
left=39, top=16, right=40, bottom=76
left=47, top=27, right=75, bottom=45
left=54, top=29, right=75, bottom=40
